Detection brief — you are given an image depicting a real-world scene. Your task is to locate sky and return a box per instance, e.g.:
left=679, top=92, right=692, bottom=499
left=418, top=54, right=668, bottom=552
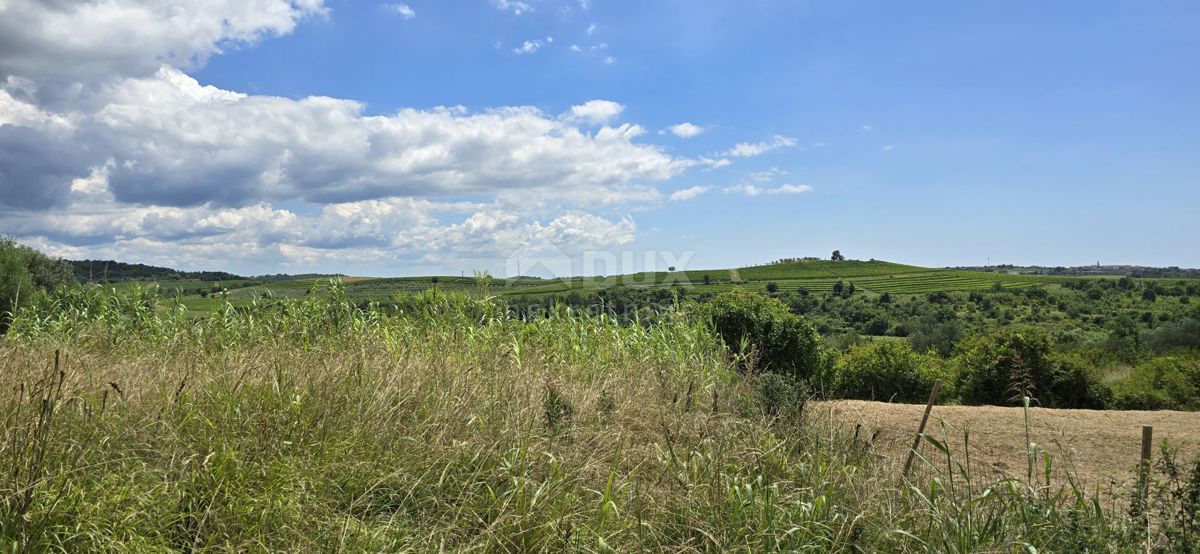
left=1, top=0, right=1197, bottom=277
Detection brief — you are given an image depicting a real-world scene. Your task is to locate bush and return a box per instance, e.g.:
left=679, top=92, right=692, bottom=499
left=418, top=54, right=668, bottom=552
left=756, top=373, right=808, bottom=418
left=700, top=290, right=825, bottom=383
left=1112, top=356, right=1200, bottom=411
left=1045, top=354, right=1111, bottom=409
left=0, top=239, right=74, bottom=332
left=1145, top=319, right=1200, bottom=354
left=953, top=327, right=1108, bottom=408
left=835, top=341, right=951, bottom=403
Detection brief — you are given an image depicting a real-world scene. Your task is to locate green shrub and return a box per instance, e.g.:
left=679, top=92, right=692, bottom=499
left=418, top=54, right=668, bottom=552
left=835, top=341, right=951, bottom=403
left=700, top=289, right=825, bottom=383
left=0, top=240, right=74, bottom=332
left=1044, top=354, right=1111, bottom=409
left=1112, top=356, right=1200, bottom=411
left=954, top=327, right=1056, bottom=406
left=953, top=327, right=1109, bottom=408
left=756, top=372, right=808, bottom=417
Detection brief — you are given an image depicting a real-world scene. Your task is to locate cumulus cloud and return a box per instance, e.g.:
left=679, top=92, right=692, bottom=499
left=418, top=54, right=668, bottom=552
left=0, top=0, right=698, bottom=271
left=724, top=183, right=813, bottom=196
left=669, top=186, right=710, bottom=202
left=726, top=135, right=797, bottom=158
left=667, top=122, right=703, bottom=138
left=564, top=99, right=624, bottom=124
left=0, top=0, right=327, bottom=106
left=384, top=3, right=415, bottom=18
left=2, top=68, right=678, bottom=210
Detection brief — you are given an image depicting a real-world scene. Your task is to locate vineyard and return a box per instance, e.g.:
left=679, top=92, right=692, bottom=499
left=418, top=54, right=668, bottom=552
left=100, top=258, right=1200, bottom=313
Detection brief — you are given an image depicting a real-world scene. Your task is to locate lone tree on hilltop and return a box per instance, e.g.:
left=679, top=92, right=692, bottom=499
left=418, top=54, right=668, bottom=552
left=831, top=250, right=845, bottom=261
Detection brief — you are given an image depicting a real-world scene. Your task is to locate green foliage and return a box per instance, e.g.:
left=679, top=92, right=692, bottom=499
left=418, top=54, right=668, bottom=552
left=1044, top=354, right=1112, bottom=409
left=700, top=290, right=825, bottom=383
left=835, top=341, right=951, bottom=403
left=5, top=282, right=1200, bottom=550
left=0, top=240, right=74, bottom=332
left=755, top=373, right=807, bottom=417
left=954, top=327, right=1109, bottom=408
left=1145, top=318, right=1200, bottom=353
left=1111, top=356, right=1200, bottom=410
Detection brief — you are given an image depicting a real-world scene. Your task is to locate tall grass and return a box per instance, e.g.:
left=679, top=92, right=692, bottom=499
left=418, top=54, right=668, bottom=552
left=0, top=283, right=1195, bottom=551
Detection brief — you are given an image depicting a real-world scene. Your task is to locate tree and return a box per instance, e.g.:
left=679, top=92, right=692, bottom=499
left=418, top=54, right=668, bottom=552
left=846, top=282, right=857, bottom=297
left=703, top=274, right=712, bottom=285
left=765, top=281, right=779, bottom=293
left=832, top=280, right=845, bottom=295
left=700, top=290, right=826, bottom=384
left=831, top=250, right=845, bottom=261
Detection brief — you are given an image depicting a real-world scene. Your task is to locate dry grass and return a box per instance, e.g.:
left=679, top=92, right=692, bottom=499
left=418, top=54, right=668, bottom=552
left=826, top=399, right=1200, bottom=489
left=4, top=286, right=1198, bottom=551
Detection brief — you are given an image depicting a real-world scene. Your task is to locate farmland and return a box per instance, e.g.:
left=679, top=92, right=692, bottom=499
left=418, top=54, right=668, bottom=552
left=108, top=258, right=1179, bottom=311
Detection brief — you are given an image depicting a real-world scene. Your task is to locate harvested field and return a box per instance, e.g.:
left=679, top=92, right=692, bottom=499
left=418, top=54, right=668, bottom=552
left=824, top=400, right=1200, bottom=490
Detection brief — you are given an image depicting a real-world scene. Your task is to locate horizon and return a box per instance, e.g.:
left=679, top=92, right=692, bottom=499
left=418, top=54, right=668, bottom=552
left=59, top=251, right=1200, bottom=280
left=2, top=1, right=1198, bottom=275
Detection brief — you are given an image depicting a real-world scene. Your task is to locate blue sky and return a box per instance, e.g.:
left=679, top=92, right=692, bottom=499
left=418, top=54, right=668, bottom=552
left=1, top=0, right=1197, bottom=275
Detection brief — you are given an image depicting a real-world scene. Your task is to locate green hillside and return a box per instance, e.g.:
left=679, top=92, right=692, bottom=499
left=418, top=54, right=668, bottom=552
left=103, top=258, right=1195, bottom=313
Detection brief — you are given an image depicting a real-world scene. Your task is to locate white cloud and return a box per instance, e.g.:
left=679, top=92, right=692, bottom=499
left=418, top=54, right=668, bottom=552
left=3, top=68, right=681, bottom=209
left=696, top=156, right=731, bottom=169
left=564, top=99, right=624, bottom=124
left=494, top=0, right=533, bottom=15
left=0, top=0, right=327, bottom=105
left=603, top=56, right=615, bottom=64
left=513, top=39, right=544, bottom=54
left=668, top=122, right=703, bottom=138
left=384, top=3, right=416, bottom=19
left=883, top=144, right=894, bottom=151
left=726, top=135, right=797, bottom=158
left=569, top=44, right=582, bottom=52
left=580, top=1, right=591, bottom=11
left=724, top=183, right=813, bottom=196
left=749, top=167, right=787, bottom=181
left=669, top=186, right=710, bottom=202
left=587, top=23, right=597, bottom=35
left=0, top=0, right=701, bottom=271
left=861, top=124, right=872, bottom=131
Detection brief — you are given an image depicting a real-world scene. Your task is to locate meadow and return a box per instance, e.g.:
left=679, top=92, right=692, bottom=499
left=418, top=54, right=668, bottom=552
left=3, top=282, right=1200, bottom=551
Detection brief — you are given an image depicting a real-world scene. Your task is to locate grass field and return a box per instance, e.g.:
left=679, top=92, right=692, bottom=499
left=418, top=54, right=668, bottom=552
left=7, top=287, right=1200, bottom=551
left=104, top=259, right=1147, bottom=313
left=4, top=287, right=1198, bottom=551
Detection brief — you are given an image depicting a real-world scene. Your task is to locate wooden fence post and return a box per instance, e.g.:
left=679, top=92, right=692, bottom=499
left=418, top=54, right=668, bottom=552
left=902, top=378, right=942, bottom=480
left=1139, top=425, right=1154, bottom=497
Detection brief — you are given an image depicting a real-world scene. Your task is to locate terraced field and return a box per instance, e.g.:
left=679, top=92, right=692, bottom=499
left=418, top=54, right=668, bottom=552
left=120, top=259, right=1171, bottom=310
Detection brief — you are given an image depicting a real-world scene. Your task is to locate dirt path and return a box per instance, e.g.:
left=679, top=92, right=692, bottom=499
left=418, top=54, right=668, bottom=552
left=822, top=400, right=1200, bottom=489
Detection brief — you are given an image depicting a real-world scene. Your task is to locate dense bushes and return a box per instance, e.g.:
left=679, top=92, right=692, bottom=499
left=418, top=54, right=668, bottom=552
left=701, top=290, right=826, bottom=383
left=1111, top=357, right=1200, bottom=410
left=0, top=240, right=74, bottom=332
left=835, top=341, right=949, bottom=402
left=953, top=327, right=1110, bottom=408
